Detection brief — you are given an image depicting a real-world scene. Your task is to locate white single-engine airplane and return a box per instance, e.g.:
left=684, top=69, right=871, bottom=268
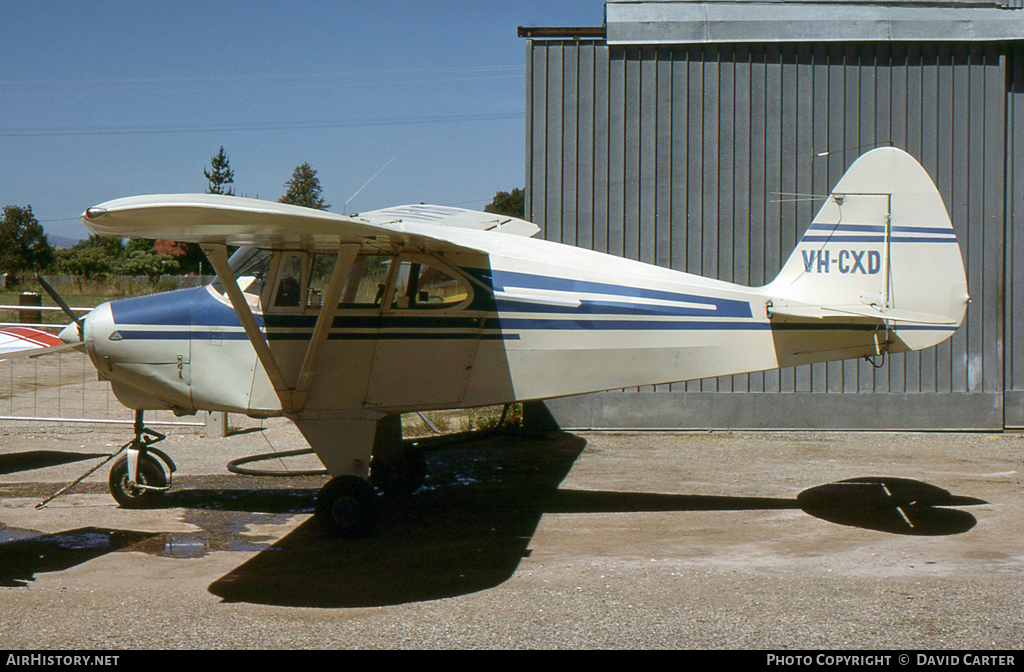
left=23, top=147, right=971, bottom=536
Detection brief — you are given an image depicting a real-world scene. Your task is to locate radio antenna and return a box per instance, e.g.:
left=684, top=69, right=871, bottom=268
left=344, top=155, right=397, bottom=214
left=815, top=140, right=893, bottom=158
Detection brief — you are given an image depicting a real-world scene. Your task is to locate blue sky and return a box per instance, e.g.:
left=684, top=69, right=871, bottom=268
left=1, top=1, right=607, bottom=242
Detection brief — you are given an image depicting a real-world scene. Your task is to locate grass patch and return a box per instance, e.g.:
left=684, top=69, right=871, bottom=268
left=0, top=277, right=189, bottom=326
left=0, top=288, right=122, bottom=326
left=403, top=404, right=523, bottom=438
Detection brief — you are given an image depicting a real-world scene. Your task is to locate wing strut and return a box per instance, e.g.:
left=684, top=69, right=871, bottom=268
left=291, top=244, right=359, bottom=412
left=202, top=243, right=296, bottom=413
left=203, top=243, right=361, bottom=415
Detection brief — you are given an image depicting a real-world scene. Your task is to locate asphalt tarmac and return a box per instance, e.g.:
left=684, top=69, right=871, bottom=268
left=0, top=418, right=1021, bottom=650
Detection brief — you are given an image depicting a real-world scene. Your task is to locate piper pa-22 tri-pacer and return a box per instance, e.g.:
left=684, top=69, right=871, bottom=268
left=31, top=147, right=968, bottom=536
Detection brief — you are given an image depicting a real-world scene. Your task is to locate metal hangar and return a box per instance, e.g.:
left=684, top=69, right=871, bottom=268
left=520, top=0, right=1024, bottom=430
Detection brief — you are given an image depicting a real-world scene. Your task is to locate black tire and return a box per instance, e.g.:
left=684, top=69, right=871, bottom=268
left=315, top=475, right=380, bottom=538
left=108, top=454, right=167, bottom=509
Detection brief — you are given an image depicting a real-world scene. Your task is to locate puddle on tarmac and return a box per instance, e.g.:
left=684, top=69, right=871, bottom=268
left=0, top=526, right=40, bottom=545
left=134, top=510, right=302, bottom=558
left=0, top=485, right=317, bottom=570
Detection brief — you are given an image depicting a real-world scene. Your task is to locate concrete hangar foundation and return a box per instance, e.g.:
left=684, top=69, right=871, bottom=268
left=520, top=0, right=1024, bottom=431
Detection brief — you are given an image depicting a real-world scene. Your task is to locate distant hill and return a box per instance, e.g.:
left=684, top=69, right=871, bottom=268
left=47, top=234, right=85, bottom=249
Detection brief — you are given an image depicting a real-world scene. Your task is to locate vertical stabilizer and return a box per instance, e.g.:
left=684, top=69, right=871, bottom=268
left=764, top=147, right=969, bottom=359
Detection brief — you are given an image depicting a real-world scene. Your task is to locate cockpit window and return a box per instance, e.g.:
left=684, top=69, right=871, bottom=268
left=272, top=254, right=304, bottom=308
left=390, top=259, right=470, bottom=309
left=306, top=254, right=338, bottom=309
left=228, top=247, right=268, bottom=275
left=339, top=254, right=393, bottom=308
left=254, top=250, right=472, bottom=314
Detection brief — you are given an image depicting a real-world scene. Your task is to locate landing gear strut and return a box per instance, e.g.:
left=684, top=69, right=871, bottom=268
left=107, top=410, right=176, bottom=508
left=297, top=414, right=421, bottom=538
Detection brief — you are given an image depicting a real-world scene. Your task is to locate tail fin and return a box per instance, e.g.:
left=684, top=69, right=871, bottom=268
left=764, top=147, right=969, bottom=364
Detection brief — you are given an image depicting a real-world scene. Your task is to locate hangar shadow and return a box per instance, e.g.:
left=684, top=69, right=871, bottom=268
left=207, top=432, right=986, bottom=609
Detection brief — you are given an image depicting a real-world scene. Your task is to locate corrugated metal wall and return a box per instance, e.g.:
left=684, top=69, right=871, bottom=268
left=1006, top=46, right=1024, bottom=426
left=526, top=39, right=1018, bottom=429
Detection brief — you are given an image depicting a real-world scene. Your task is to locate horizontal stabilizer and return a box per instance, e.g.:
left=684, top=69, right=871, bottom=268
left=769, top=304, right=958, bottom=325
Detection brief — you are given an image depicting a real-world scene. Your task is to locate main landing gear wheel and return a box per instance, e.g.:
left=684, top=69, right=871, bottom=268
left=315, top=475, right=380, bottom=538
left=108, top=453, right=168, bottom=509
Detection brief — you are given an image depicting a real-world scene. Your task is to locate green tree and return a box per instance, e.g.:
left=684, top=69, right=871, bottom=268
left=53, top=235, right=124, bottom=280
left=54, top=235, right=182, bottom=282
left=484, top=188, right=525, bottom=219
left=279, top=162, right=330, bottom=210
left=115, top=249, right=181, bottom=280
left=204, top=146, right=235, bottom=195
left=120, top=238, right=181, bottom=278
left=0, top=205, right=54, bottom=282
left=168, top=145, right=235, bottom=274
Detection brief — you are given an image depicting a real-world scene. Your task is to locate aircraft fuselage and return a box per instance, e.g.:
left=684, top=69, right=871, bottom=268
left=82, top=228, right=938, bottom=419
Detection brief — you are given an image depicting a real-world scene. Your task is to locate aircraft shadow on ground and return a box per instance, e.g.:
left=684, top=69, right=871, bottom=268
left=0, top=527, right=157, bottom=587
left=796, top=476, right=985, bottom=536
left=0, top=450, right=109, bottom=475
left=206, top=433, right=987, bottom=609
left=208, top=432, right=587, bottom=608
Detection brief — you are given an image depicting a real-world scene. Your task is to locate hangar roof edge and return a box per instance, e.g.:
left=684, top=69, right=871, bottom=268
left=517, top=2, right=1024, bottom=43
left=603, top=2, right=1024, bottom=43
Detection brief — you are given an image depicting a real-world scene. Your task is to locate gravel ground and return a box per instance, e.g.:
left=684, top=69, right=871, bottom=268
left=0, top=419, right=1021, bottom=650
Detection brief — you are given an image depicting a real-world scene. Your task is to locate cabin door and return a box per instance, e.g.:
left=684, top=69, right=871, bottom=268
left=365, top=254, right=481, bottom=409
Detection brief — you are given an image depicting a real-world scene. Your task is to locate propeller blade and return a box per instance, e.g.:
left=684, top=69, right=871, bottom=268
left=35, top=274, right=84, bottom=333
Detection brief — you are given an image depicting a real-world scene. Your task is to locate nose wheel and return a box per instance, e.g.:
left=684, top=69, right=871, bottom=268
left=107, top=410, right=176, bottom=508
left=108, top=452, right=168, bottom=508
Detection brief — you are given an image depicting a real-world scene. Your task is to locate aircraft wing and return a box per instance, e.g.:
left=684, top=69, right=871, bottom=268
left=80, top=194, right=533, bottom=252
left=0, top=326, right=73, bottom=361
left=356, top=204, right=539, bottom=237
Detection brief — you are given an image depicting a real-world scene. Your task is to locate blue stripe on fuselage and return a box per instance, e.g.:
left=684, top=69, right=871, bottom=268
left=497, top=318, right=769, bottom=331
left=110, top=273, right=759, bottom=340
left=482, top=269, right=753, bottom=319
left=495, top=299, right=724, bottom=318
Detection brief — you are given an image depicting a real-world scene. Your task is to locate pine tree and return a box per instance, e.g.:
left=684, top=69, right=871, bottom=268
left=204, top=146, right=235, bottom=195
left=279, top=162, right=330, bottom=210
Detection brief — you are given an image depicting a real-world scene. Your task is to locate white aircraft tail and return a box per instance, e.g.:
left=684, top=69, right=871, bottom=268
left=763, top=147, right=969, bottom=363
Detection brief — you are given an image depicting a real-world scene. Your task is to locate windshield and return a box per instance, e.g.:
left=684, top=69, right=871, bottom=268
left=210, top=247, right=271, bottom=296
